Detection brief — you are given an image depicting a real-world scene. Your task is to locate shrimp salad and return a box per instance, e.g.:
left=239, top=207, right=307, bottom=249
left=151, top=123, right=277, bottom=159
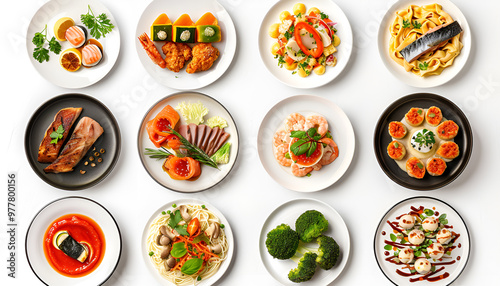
left=268, top=3, right=340, bottom=77
left=273, top=112, right=339, bottom=177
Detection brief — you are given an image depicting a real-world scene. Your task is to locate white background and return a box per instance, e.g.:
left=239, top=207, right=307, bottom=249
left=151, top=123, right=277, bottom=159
left=1, top=0, right=499, bottom=285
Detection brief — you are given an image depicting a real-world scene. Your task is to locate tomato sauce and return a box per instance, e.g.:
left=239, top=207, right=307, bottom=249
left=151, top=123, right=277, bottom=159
left=43, top=214, right=105, bottom=277
left=289, top=138, right=323, bottom=166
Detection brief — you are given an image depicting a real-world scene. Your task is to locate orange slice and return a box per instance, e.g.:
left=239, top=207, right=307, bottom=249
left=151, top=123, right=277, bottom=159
left=54, top=17, right=75, bottom=41
left=59, top=48, right=82, bottom=72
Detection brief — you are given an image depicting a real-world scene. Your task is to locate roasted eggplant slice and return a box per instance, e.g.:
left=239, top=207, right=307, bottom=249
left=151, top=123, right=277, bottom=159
left=53, top=230, right=89, bottom=263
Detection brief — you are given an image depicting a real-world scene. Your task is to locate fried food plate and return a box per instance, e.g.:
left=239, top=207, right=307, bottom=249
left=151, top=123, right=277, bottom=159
left=374, top=196, right=470, bottom=286
left=259, top=198, right=350, bottom=285
left=373, top=93, right=473, bottom=190
left=26, top=0, right=120, bottom=88
left=377, top=0, right=471, bottom=88
left=137, top=92, right=239, bottom=192
left=258, top=95, right=355, bottom=192
left=135, top=0, right=236, bottom=90
left=26, top=196, right=122, bottom=286
left=258, top=0, right=353, bottom=88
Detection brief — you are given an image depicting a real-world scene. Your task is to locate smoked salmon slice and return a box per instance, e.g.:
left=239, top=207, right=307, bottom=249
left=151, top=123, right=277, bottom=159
left=38, top=107, right=82, bottom=163
left=44, top=117, right=104, bottom=173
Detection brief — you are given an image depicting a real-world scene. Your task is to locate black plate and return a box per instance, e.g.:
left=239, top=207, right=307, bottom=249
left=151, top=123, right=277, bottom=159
left=24, top=94, right=121, bottom=190
left=373, top=93, right=473, bottom=190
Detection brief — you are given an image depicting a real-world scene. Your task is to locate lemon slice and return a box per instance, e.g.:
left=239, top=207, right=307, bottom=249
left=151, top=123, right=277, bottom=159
left=59, top=48, right=82, bottom=72
left=54, top=17, right=75, bottom=41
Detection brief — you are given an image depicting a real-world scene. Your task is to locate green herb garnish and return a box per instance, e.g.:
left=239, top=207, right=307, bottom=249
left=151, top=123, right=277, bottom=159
left=390, top=233, right=397, bottom=242
left=394, top=142, right=399, bottom=148
left=284, top=25, right=294, bottom=41
left=417, top=162, right=424, bottom=169
left=148, top=251, right=154, bottom=256
left=384, top=245, right=393, bottom=251
left=419, top=61, right=429, bottom=70
left=169, top=129, right=219, bottom=169
left=319, top=12, right=329, bottom=19
left=81, top=5, right=115, bottom=39
left=439, top=213, right=448, bottom=225
left=414, top=129, right=435, bottom=148
left=168, top=210, right=189, bottom=236
left=412, top=20, right=422, bottom=29
left=424, top=209, right=434, bottom=216
left=289, top=128, right=322, bottom=157
left=428, top=112, right=436, bottom=118
left=402, top=19, right=411, bottom=28
left=32, top=25, right=61, bottom=63
left=50, top=125, right=65, bottom=144
left=144, top=147, right=173, bottom=160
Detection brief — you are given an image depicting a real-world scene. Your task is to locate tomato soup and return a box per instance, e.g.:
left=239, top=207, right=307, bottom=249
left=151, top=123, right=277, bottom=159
left=43, top=214, right=105, bottom=277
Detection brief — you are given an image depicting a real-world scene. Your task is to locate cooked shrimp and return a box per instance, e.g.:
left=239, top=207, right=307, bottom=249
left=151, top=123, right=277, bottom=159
left=318, top=137, right=339, bottom=165
left=273, top=130, right=290, bottom=147
left=138, top=33, right=166, bottom=69
left=312, top=163, right=322, bottom=171
left=285, top=113, right=306, bottom=133
left=305, top=115, right=328, bottom=136
left=291, top=163, right=313, bottom=177
left=274, top=144, right=292, bottom=167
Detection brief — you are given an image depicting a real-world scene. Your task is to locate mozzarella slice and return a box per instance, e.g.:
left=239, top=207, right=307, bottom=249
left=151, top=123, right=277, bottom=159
left=285, top=39, right=305, bottom=61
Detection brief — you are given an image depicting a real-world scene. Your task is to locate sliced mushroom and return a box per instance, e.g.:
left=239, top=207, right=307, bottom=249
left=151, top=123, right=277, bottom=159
left=204, top=222, right=220, bottom=239
left=164, top=228, right=179, bottom=240
left=160, top=244, right=172, bottom=259
left=159, top=235, right=171, bottom=246
left=178, top=205, right=191, bottom=221
left=208, top=243, right=222, bottom=254
left=164, top=255, right=176, bottom=271
left=159, top=225, right=168, bottom=236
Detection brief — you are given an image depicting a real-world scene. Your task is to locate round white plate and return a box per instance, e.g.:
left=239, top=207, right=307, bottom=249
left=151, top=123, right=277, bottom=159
left=142, top=198, right=234, bottom=285
left=257, top=95, right=355, bottom=192
left=374, top=196, right=470, bottom=286
left=137, top=92, right=239, bottom=192
left=258, top=0, right=353, bottom=88
left=25, top=196, right=122, bottom=286
left=259, top=198, right=350, bottom=285
left=377, top=0, right=471, bottom=88
left=135, top=0, right=237, bottom=90
left=26, top=0, right=120, bottom=89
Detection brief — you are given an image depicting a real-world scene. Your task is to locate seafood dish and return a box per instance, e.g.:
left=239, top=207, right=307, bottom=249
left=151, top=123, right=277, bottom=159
left=38, top=107, right=82, bottom=163
left=268, top=3, right=340, bottom=77
left=146, top=203, right=229, bottom=285
left=144, top=101, right=231, bottom=181
left=389, top=4, right=463, bottom=77
left=273, top=112, right=339, bottom=177
left=385, top=106, right=460, bottom=179
left=138, top=12, right=221, bottom=74
left=44, top=117, right=104, bottom=173
left=43, top=214, right=105, bottom=277
left=380, top=204, right=463, bottom=283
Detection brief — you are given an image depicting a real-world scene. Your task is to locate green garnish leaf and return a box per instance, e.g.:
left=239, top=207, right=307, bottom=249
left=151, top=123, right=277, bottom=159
left=402, top=19, right=411, bottom=28
left=390, top=233, right=397, bottom=242
left=289, top=127, right=323, bottom=158
left=319, top=12, right=329, bottom=19
left=171, top=242, right=188, bottom=258
left=439, top=214, right=448, bottom=225
left=428, top=113, right=436, bottom=118
left=412, top=20, right=422, bottom=29
left=415, top=250, right=422, bottom=257
left=394, top=142, right=399, bottom=148
left=168, top=210, right=183, bottom=229
left=48, top=37, right=61, bottom=54
left=49, top=125, right=65, bottom=144
left=192, top=234, right=211, bottom=244
left=144, top=147, right=173, bottom=160
left=424, top=209, right=434, bottom=216
left=148, top=251, right=154, bottom=256
left=290, top=130, right=307, bottom=138
left=384, top=244, right=393, bottom=251
left=181, top=258, right=203, bottom=275
left=419, top=61, right=429, bottom=70
left=401, top=238, right=407, bottom=244
left=175, top=101, right=209, bottom=125
left=431, top=265, right=436, bottom=272
left=210, top=142, right=231, bottom=164
left=417, top=162, right=424, bottom=169
left=81, top=5, right=115, bottom=39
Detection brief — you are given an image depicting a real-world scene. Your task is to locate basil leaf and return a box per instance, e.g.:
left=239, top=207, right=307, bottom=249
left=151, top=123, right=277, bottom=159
left=307, top=141, right=317, bottom=157
left=296, top=141, right=311, bottom=156
left=307, top=127, right=317, bottom=138
left=390, top=233, right=397, bottom=242
left=415, top=250, right=422, bottom=257
left=171, top=242, right=187, bottom=258
left=384, top=244, right=393, bottom=251
left=423, top=209, right=434, bottom=216
left=181, top=258, right=203, bottom=275
left=290, top=130, right=306, bottom=138
left=192, top=234, right=211, bottom=244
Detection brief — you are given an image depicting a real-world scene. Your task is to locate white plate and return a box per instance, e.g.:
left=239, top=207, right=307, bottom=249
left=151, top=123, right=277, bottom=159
left=26, top=0, right=120, bottom=89
left=25, top=196, right=122, bottom=286
left=258, top=0, right=353, bottom=88
left=377, top=0, right=471, bottom=88
left=142, top=198, right=234, bottom=285
left=135, top=0, right=237, bottom=90
left=137, top=92, right=239, bottom=192
left=374, top=196, right=470, bottom=286
left=259, top=198, right=350, bottom=285
left=257, top=95, right=355, bottom=192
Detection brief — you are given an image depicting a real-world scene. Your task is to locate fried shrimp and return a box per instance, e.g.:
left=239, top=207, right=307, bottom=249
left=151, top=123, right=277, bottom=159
left=304, top=115, right=328, bottom=136
left=138, top=33, right=166, bottom=69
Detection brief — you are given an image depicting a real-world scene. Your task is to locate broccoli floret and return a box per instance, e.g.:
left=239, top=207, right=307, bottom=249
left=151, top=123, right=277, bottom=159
left=266, top=224, right=300, bottom=260
left=295, top=210, right=329, bottom=242
left=288, top=252, right=318, bottom=283
left=297, top=235, right=339, bottom=270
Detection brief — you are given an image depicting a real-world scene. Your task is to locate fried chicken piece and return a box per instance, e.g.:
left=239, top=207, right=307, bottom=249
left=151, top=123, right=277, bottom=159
left=186, top=43, right=220, bottom=74
left=161, top=42, right=192, bottom=72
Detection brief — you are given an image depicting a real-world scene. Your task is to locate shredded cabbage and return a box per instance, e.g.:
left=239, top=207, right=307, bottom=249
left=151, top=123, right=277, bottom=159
left=210, top=142, right=231, bottom=164
left=206, top=116, right=228, bottom=129
left=175, top=101, right=209, bottom=125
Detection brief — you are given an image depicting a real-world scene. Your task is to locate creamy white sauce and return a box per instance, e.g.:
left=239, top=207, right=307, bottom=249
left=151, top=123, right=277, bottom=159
left=391, top=109, right=455, bottom=172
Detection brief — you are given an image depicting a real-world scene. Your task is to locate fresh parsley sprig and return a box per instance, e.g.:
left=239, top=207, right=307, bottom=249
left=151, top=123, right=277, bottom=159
left=419, top=61, right=429, bottom=70
left=412, top=20, right=422, bottom=29
left=414, top=129, right=435, bottom=147
left=81, top=5, right=114, bottom=39
left=168, top=210, right=189, bottom=236
left=32, top=25, right=61, bottom=63
left=49, top=125, right=65, bottom=144
left=402, top=19, right=411, bottom=29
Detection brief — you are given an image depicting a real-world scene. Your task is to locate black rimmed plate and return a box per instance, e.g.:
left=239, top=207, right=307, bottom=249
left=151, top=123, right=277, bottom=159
left=373, top=196, right=470, bottom=286
left=137, top=91, right=239, bottom=193
left=26, top=196, right=122, bottom=286
left=373, top=93, right=472, bottom=190
left=24, top=93, right=121, bottom=190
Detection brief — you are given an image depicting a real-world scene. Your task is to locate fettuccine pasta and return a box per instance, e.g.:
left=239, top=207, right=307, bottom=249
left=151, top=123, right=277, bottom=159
left=389, top=4, right=463, bottom=77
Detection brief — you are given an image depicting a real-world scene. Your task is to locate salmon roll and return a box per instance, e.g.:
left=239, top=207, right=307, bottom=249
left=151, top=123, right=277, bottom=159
left=425, top=106, right=443, bottom=126
left=82, top=44, right=103, bottom=67
left=427, top=157, right=447, bottom=176
left=405, top=108, right=425, bottom=127
left=387, top=140, right=406, bottom=160
left=406, top=157, right=425, bottom=179
left=436, top=141, right=460, bottom=160
left=436, top=120, right=459, bottom=140
left=65, top=25, right=87, bottom=48
left=388, top=121, right=407, bottom=139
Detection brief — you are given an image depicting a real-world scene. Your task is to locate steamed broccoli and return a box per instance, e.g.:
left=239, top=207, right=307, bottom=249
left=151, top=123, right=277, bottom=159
left=297, top=235, right=339, bottom=270
left=295, top=210, right=329, bottom=242
left=266, top=224, right=300, bottom=260
left=288, top=252, right=318, bottom=283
